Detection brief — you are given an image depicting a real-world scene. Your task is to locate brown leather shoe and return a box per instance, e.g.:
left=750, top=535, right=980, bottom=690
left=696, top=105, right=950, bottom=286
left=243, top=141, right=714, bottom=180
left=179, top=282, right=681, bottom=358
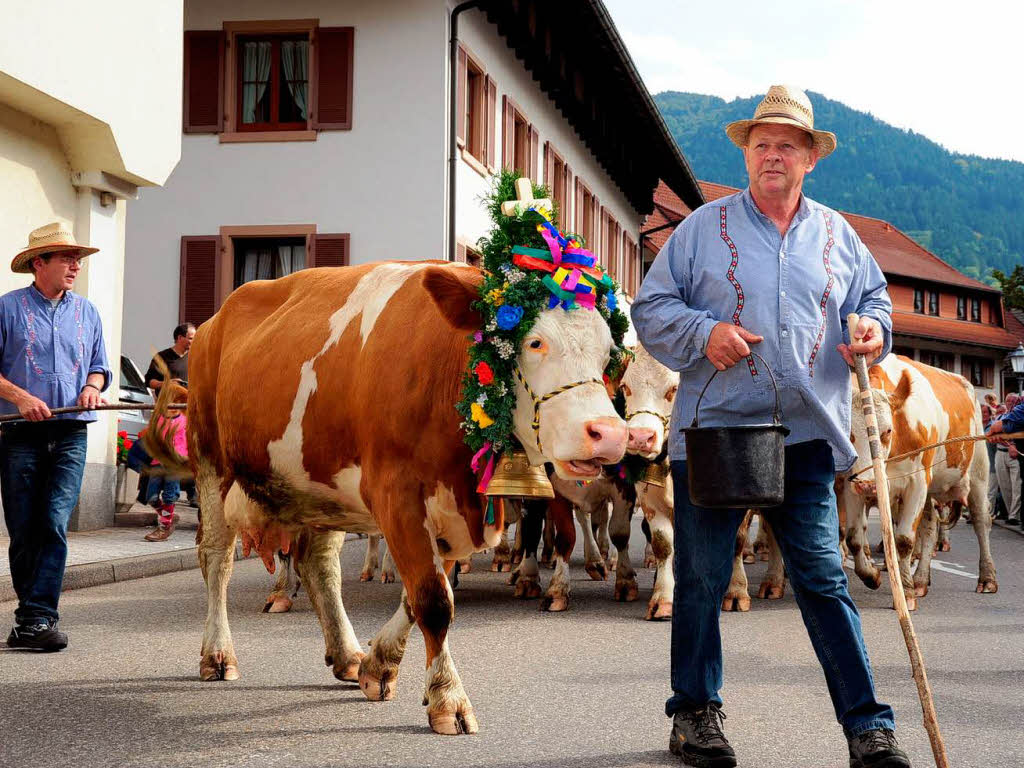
left=144, top=524, right=172, bottom=542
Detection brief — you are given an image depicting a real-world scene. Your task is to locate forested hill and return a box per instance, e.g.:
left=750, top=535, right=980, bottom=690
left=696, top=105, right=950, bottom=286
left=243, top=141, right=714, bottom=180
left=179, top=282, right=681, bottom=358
left=655, top=91, right=1024, bottom=284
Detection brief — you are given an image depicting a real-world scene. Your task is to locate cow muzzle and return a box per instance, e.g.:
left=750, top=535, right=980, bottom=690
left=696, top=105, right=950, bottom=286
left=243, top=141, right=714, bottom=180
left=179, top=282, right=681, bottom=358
left=627, top=427, right=657, bottom=457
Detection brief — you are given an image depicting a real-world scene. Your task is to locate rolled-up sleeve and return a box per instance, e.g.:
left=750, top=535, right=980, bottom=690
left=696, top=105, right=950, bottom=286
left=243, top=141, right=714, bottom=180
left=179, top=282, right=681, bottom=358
left=631, top=222, right=719, bottom=372
left=1002, top=404, right=1024, bottom=434
left=841, top=237, right=892, bottom=365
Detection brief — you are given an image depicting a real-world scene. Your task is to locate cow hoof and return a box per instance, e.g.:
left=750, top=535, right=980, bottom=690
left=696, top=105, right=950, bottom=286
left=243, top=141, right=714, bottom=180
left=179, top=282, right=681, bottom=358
left=428, top=703, right=479, bottom=735
left=645, top=599, right=673, bottom=621
left=506, top=569, right=520, bottom=586
left=541, top=594, right=568, bottom=612
left=721, top=594, right=751, bottom=612
left=490, top=559, right=510, bottom=573
left=359, top=570, right=374, bottom=582
left=200, top=651, right=239, bottom=682
left=380, top=570, right=396, bottom=584
left=511, top=552, right=523, bottom=566
left=976, top=580, right=998, bottom=594
left=358, top=664, right=396, bottom=701
left=459, top=558, right=473, bottom=573
left=939, top=541, right=951, bottom=553
left=643, top=555, right=658, bottom=569
left=584, top=561, right=608, bottom=581
left=513, top=578, right=542, bottom=599
left=742, top=553, right=755, bottom=565
left=608, top=555, right=618, bottom=572
left=862, top=571, right=883, bottom=590
left=914, top=583, right=928, bottom=598
left=614, top=579, right=639, bottom=602
left=263, top=595, right=293, bottom=613
left=330, top=651, right=365, bottom=682
left=757, top=583, right=785, bottom=600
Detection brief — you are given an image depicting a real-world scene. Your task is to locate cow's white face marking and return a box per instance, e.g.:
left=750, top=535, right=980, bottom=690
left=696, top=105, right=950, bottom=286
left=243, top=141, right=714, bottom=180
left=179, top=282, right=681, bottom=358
left=622, top=344, right=678, bottom=458
left=424, top=484, right=476, bottom=561
left=513, top=306, right=627, bottom=478
left=268, top=263, right=431, bottom=488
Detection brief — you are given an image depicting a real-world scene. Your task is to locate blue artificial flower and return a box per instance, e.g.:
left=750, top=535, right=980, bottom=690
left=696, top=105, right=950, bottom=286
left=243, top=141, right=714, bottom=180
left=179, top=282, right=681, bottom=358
left=495, top=304, right=525, bottom=330
left=606, top=292, right=618, bottom=312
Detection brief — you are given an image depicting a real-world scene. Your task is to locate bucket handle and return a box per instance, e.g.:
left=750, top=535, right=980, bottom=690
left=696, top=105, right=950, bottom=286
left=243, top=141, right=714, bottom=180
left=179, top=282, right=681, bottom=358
left=691, top=351, right=782, bottom=428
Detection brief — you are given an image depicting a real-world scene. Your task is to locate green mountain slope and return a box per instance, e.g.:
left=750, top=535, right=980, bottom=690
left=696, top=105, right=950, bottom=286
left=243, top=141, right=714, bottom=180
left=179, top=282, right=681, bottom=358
left=656, top=91, right=1024, bottom=283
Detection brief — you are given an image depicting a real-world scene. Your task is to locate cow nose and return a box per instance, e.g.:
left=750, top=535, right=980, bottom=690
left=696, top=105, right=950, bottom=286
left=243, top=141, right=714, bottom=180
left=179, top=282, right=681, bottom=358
left=628, top=427, right=656, bottom=452
left=585, top=417, right=628, bottom=463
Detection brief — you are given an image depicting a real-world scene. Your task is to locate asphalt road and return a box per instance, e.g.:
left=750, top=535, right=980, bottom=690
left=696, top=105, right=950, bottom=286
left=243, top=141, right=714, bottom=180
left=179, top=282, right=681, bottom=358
left=1, top=517, right=1022, bottom=768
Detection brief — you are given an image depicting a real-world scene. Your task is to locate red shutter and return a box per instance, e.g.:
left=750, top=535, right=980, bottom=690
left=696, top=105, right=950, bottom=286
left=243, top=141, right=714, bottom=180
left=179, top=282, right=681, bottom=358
left=313, top=27, right=354, bottom=130
left=180, top=236, right=221, bottom=325
left=310, top=233, right=350, bottom=267
left=502, top=96, right=514, bottom=170
left=456, top=46, right=467, bottom=145
left=183, top=31, right=224, bottom=133
left=484, top=75, right=497, bottom=169
left=528, top=126, right=539, bottom=181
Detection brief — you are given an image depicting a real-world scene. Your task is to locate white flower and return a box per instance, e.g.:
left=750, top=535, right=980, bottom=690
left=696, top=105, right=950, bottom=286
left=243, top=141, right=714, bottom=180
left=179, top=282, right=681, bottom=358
left=486, top=319, right=498, bottom=331
left=493, top=338, right=515, bottom=359
left=495, top=381, right=508, bottom=396
left=504, top=268, right=526, bottom=285
left=476, top=392, right=488, bottom=405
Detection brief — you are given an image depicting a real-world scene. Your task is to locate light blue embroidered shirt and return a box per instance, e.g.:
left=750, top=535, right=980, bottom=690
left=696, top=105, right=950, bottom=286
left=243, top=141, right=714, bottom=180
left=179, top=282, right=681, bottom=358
left=0, top=285, right=112, bottom=422
left=631, top=188, right=892, bottom=472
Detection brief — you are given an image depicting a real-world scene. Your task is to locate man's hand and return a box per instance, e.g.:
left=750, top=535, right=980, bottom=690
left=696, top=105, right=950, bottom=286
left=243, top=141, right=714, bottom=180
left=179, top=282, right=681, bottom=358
left=705, top=322, right=763, bottom=371
left=77, top=385, right=106, bottom=410
left=987, top=419, right=1005, bottom=443
left=837, top=315, right=884, bottom=367
left=17, top=393, right=52, bottom=422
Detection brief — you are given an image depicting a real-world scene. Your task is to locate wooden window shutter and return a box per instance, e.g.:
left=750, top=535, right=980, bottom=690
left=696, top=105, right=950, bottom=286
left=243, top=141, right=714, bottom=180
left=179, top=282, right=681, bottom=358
left=456, top=46, right=467, bottom=145
left=543, top=142, right=553, bottom=189
left=456, top=242, right=467, bottom=263
left=502, top=96, right=514, bottom=169
left=310, top=233, right=350, bottom=267
left=528, top=126, right=539, bottom=180
left=180, top=236, right=221, bottom=325
left=574, top=178, right=582, bottom=232
left=313, top=27, right=354, bottom=130
left=484, top=75, right=497, bottom=169
left=183, top=31, right=224, bottom=133
left=563, top=164, right=572, bottom=230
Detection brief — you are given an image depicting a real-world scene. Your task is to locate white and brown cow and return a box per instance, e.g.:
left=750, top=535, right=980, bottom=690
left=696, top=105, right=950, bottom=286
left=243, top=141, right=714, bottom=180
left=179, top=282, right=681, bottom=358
left=156, top=261, right=628, bottom=735
left=845, top=354, right=996, bottom=609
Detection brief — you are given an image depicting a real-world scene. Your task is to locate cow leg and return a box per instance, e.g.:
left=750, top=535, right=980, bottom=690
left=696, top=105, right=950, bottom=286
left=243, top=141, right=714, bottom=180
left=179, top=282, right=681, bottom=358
left=844, top=491, right=882, bottom=590
left=969, top=473, right=997, bottom=593
left=640, top=517, right=657, bottom=568
left=913, top=501, right=938, bottom=598
left=300, top=530, right=365, bottom=682
left=722, top=510, right=752, bottom=612
left=490, top=524, right=512, bottom=572
left=263, top=550, right=299, bottom=613
left=380, top=541, right=398, bottom=583
left=756, top=518, right=786, bottom=600
left=935, top=517, right=951, bottom=552
left=540, top=512, right=555, bottom=568
left=644, top=492, right=674, bottom=621
left=753, top=514, right=771, bottom=562
left=198, top=470, right=239, bottom=682
left=576, top=506, right=607, bottom=581
left=893, top=484, right=927, bottom=611
left=609, top=492, right=637, bottom=603
left=361, top=534, right=381, bottom=582
left=359, top=589, right=415, bottom=702
left=595, top=507, right=613, bottom=569
left=511, top=518, right=524, bottom=566
left=541, top=495, right=575, bottom=612
left=510, top=500, right=544, bottom=599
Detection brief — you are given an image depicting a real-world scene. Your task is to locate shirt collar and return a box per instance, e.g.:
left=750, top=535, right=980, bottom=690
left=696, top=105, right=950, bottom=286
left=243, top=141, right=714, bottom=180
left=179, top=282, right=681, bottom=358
left=741, top=186, right=813, bottom=228
left=27, top=283, right=72, bottom=309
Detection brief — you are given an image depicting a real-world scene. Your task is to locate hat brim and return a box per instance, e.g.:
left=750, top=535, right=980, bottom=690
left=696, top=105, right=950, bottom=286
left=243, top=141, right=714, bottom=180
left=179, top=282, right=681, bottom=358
left=725, top=117, right=837, bottom=158
left=11, top=244, right=99, bottom=274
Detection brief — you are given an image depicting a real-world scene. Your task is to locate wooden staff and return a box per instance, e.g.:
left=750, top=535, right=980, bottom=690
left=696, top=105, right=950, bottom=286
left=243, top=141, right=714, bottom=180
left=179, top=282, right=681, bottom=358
left=847, top=313, right=949, bottom=768
left=0, top=401, right=185, bottom=424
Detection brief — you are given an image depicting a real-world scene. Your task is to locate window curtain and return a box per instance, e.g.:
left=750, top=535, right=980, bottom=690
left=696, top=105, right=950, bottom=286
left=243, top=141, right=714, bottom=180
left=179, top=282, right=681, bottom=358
left=280, top=40, right=309, bottom=120
left=277, top=244, right=305, bottom=275
left=242, top=246, right=274, bottom=283
left=241, top=41, right=272, bottom=124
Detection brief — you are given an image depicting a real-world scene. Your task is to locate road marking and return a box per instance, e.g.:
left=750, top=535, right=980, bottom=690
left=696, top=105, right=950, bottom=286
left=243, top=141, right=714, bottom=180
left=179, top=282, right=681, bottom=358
left=929, top=560, right=977, bottom=579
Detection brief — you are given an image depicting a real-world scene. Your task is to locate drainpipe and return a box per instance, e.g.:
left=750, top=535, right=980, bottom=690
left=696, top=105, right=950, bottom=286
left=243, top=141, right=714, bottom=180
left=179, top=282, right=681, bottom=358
left=448, top=1, right=485, bottom=261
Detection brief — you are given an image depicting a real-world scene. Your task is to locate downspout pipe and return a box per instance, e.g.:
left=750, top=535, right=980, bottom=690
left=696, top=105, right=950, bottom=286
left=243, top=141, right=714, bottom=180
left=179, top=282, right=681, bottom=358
left=448, top=1, right=486, bottom=261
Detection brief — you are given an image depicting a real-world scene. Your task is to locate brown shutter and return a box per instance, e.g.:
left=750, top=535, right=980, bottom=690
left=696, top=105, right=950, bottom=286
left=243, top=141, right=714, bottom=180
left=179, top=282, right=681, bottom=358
left=180, top=236, right=221, bottom=325
left=310, top=233, right=350, bottom=267
left=596, top=201, right=604, bottom=266
left=502, top=96, right=514, bottom=170
left=456, top=46, right=467, bottom=145
left=528, top=126, right=539, bottom=181
left=183, top=31, right=224, bottom=133
left=484, top=75, right=497, bottom=169
left=313, top=27, right=354, bottom=130
left=456, top=242, right=467, bottom=263
left=574, top=178, right=582, bottom=232
left=543, top=142, right=553, bottom=190
left=563, top=164, right=572, bottom=230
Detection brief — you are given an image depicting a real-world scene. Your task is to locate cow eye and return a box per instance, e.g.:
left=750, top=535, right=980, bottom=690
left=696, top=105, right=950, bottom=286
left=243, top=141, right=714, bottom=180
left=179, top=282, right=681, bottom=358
left=527, top=338, right=545, bottom=351
left=665, top=385, right=677, bottom=403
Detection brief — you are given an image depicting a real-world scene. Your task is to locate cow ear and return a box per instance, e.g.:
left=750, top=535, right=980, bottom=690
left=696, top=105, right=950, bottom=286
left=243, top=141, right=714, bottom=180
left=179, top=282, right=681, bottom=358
left=422, top=265, right=483, bottom=331
left=888, top=370, right=912, bottom=412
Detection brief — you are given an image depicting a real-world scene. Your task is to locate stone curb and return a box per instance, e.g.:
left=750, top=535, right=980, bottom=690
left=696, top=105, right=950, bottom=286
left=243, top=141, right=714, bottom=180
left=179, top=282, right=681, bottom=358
left=992, top=519, right=1024, bottom=537
left=0, top=543, right=249, bottom=604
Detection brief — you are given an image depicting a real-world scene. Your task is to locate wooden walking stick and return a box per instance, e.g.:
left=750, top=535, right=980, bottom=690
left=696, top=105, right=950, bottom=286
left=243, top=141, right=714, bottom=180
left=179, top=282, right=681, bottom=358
left=847, top=313, right=949, bottom=768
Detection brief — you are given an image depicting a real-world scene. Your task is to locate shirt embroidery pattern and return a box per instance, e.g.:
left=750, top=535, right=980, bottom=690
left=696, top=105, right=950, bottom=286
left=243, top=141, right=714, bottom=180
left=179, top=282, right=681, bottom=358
left=720, top=206, right=757, bottom=377
left=808, top=212, right=835, bottom=377
left=19, top=294, right=43, bottom=376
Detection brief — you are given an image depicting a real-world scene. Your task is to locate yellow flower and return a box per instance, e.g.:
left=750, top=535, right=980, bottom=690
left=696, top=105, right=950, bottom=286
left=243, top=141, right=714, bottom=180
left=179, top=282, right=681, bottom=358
left=486, top=288, right=505, bottom=306
left=471, top=403, right=494, bottom=428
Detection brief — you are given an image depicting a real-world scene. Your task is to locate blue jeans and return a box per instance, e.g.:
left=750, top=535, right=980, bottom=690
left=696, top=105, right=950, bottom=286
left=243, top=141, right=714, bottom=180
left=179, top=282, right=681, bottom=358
left=145, top=475, right=180, bottom=507
left=666, top=440, right=895, bottom=737
left=0, top=421, right=88, bottom=626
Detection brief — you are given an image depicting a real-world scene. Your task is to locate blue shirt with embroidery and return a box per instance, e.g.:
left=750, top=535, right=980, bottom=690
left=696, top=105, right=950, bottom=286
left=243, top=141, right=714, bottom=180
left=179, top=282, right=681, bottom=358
left=1000, top=403, right=1024, bottom=435
left=0, top=285, right=112, bottom=422
left=631, top=188, right=892, bottom=472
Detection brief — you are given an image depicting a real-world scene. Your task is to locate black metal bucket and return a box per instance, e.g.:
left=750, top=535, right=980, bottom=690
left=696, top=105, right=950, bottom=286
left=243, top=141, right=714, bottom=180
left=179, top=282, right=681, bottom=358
left=681, top=353, right=790, bottom=508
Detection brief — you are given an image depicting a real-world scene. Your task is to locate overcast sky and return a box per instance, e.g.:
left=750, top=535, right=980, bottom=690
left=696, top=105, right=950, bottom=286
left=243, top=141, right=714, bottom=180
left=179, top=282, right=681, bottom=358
left=603, top=0, right=1024, bottom=163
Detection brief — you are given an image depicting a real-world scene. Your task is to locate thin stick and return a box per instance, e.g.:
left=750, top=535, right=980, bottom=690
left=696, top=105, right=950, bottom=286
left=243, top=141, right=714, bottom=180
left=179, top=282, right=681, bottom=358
left=848, top=313, right=949, bottom=768
left=0, top=401, right=185, bottom=424
left=883, top=431, right=1024, bottom=465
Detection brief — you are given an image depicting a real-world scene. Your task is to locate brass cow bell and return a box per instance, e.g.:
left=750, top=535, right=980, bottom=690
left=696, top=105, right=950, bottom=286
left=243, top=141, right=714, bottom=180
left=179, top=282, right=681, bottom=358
left=485, top=449, right=554, bottom=499
left=640, top=461, right=669, bottom=488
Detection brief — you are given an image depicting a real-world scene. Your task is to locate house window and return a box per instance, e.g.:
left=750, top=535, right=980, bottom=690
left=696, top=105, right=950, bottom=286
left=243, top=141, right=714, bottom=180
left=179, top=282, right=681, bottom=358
left=465, top=59, right=484, bottom=161
left=913, top=289, right=924, bottom=313
left=502, top=96, right=536, bottom=179
left=892, top=346, right=916, bottom=360
left=961, top=356, right=993, bottom=388
left=455, top=241, right=483, bottom=268
left=970, top=298, right=981, bottom=322
left=957, top=296, right=967, bottom=320
left=920, top=351, right=954, bottom=372
left=233, top=237, right=306, bottom=287
left=578, top=184, right=596, bottom=251
left=544, top=143, right=568, bottom=222
left=928, top=291, right=939, bottom=316
left=622, top=232, right=638, bottom=296
left=237, top=36, right=309, bottom=131
left=601, top=211, right=620, bottom=274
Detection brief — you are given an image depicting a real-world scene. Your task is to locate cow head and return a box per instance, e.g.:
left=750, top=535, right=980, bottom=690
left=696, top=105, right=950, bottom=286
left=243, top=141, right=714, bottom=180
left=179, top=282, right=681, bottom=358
left=847, top=369, right=911, bottom=496
left=424, top=265, right=628, bottom=480
left=621, top=344, right=678, bottom=459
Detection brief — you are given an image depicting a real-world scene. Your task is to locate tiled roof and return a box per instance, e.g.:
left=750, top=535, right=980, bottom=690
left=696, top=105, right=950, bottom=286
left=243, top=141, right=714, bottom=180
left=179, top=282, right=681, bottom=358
left=1005, top=308, right=1024, bottom=343
left=892, top=312, right=1020, bottom=350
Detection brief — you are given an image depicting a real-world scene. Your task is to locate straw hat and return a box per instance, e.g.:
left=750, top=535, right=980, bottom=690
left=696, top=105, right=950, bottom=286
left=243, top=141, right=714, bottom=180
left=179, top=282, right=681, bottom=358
left=11, top=221, right=98, bottom=274
left=725, top=85, right=837, bottom=158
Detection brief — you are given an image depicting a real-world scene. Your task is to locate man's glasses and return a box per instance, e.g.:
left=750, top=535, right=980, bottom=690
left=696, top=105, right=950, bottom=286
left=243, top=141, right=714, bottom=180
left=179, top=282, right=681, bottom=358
left=50, top=254, right=84, bottom=266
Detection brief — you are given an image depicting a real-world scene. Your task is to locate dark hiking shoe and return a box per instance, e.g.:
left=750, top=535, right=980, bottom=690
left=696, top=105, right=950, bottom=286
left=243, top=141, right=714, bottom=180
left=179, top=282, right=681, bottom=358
left=848, top=728, right=911, bottom=768
left=669, top=704, right=737, bottom=767
left=6, top=622, right=68, bottom=652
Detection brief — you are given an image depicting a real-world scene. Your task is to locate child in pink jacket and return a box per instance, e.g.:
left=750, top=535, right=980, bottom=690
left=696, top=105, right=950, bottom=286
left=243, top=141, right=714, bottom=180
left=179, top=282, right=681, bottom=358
left=143, top=410, right=187, bottom=542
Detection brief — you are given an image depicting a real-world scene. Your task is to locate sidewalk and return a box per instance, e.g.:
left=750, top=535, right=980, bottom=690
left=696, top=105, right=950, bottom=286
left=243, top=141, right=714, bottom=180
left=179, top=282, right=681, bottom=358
left=0, top=504, right=249, bottom=604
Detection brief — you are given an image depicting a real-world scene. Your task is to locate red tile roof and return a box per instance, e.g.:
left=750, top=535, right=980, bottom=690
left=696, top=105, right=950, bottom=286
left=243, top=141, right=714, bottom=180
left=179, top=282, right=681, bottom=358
left=1005, top=309, right=1024, bottom=342
left=891, top=312, right=1021, bottom=350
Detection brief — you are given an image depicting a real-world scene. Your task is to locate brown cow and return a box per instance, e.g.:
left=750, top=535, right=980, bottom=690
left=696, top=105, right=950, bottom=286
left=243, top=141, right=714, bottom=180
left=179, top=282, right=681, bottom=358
left=158, top=261, right=628, bottom=734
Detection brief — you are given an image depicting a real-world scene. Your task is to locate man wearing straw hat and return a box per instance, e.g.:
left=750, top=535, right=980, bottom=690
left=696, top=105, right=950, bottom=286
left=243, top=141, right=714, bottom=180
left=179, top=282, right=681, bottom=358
left=633, top=86, right=910, bottom=767
left=0, top=222, right=111, bottom=652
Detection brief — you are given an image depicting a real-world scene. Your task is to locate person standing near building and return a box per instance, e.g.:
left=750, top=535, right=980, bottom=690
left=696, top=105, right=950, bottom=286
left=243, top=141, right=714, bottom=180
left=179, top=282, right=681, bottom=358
left=982, top=393, right=1005, bottom=521
left=0, top=222, right=111, bottom=652
left=145, top=322, right=195, bottom=390
left=988, top=393, right=1022, bottom=526
left=633, top=86, right=910, bottom=767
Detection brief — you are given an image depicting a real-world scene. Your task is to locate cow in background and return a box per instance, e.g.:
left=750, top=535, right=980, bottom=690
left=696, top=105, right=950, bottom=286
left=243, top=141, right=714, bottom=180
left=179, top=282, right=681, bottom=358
left=846, top=354, right=996, bottom=609
left=153, top=261, right=628, bottom=735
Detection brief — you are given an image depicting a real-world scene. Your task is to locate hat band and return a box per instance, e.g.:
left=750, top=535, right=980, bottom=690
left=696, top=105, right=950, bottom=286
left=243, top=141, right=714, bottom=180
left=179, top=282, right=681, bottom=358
left=755, top=111, right=813, bottom=130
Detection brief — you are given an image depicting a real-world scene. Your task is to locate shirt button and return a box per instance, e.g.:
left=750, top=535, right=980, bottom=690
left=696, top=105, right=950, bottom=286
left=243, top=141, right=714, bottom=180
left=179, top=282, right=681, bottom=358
left=781, top=330, right=789, bottom=337
left=780, top=291, right=787, bottom=298
left=779, top=251, right=785, bottom=259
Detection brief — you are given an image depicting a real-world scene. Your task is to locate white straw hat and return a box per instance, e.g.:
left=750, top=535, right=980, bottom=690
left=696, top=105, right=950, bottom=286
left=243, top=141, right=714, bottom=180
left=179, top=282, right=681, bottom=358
left=11, top=221, right=99, bottom=274
left=725, top=85, right=837, bottom=158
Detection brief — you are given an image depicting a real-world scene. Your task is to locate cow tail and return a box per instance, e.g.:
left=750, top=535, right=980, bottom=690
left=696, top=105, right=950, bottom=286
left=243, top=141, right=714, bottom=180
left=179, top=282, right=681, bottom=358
left=141, top=353, right=193, bottom=480
left=939, top=501, right=962, bottom=531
